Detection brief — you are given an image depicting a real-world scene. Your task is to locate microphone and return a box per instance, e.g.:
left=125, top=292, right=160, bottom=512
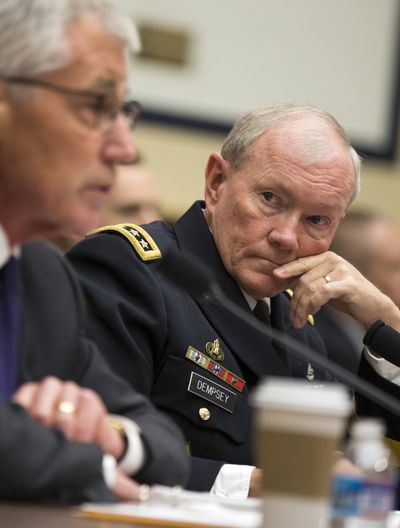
left=162, top=247, right=400, bottom=419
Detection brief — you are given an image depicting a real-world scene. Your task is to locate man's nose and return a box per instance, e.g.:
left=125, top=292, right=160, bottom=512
left=102, top=116, right=138, bottom=165
left=267, top=217, right=300, bottom=252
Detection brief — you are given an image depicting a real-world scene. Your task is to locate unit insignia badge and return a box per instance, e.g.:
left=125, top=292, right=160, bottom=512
left=306, top=363, right=315, bottom=381
left=205, top=338, right=224, bottom=362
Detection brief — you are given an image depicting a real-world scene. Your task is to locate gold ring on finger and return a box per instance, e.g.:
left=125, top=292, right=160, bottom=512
left=57, top=401, right=76, bottom=415
left=323, top=275, right=332, bottom=284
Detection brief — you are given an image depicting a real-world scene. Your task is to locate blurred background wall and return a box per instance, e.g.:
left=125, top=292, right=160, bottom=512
left=115, top=0, right=400, bottom=222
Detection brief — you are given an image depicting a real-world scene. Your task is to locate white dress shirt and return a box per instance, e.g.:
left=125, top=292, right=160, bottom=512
left=0, top=223, right=19, bottom=266
left=365, top=348, right=400, bottom=386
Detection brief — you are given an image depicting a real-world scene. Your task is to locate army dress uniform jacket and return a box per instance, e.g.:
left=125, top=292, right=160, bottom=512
left=0, top=241, right=189, bottom=502
left=68, top=200, right=331, bottom=491
left=314, top=306, right=363, bottom=375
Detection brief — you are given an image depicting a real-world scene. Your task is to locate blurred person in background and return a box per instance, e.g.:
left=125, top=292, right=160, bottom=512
left=98, top=157, right=162, bottom=227
left=51, top=157, right=162, bottom=252
left=0, top=0, right=188, bottom=503
left=315, top=210, right=400, bottom=374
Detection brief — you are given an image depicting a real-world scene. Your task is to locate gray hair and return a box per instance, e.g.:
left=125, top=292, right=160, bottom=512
left=221, top=103, right=361, bottom=205
left=0, top=0, right=140, bottom=99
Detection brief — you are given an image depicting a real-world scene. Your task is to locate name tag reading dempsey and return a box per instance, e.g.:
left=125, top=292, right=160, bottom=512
left=188, top=371, right=236, bottom=413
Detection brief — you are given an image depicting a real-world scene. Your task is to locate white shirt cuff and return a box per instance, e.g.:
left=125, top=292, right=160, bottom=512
left=109, top=415, right=145, bottom=476
left=365, top=346, right=400, bottom=385
left=102, top=454, right=117, bottom=489
left=210, top=464, right=255, bottom=499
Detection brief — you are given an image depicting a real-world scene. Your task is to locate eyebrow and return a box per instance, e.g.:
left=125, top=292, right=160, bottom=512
left=270, top=181, right=346, bottom=213
left=88, top=78, right=118, bottom=94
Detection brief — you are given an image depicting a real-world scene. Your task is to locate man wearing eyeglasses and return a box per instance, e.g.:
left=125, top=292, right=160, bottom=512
left=0, top=0, right=188, bottom=503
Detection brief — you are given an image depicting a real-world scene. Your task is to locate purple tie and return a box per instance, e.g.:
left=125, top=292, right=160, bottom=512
left=0, top=256, right=20, bottom=401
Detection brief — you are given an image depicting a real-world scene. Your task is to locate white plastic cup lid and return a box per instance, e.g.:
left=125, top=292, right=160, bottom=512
left=251, top=377, right=351, bottom=417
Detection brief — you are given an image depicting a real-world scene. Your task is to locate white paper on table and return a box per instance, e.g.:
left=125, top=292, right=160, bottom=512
left=79, top=485, right=262, bottom=528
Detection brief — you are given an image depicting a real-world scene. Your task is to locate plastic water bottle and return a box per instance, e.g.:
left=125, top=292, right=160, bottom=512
left=330, top=418, right=396, bottom=528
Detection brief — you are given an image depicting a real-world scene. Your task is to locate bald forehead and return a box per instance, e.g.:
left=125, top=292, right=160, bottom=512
left=241, top=118, right=356, bottom=208
left=259, top=116, right=349, bottom=163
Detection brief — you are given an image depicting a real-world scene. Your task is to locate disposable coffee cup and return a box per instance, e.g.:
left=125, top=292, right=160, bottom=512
left=252, top=378, right=351, bottom=528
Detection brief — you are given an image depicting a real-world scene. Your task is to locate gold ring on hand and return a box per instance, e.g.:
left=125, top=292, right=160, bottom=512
left=323, top=275, right=332, bottom=284
left=57, top=401, right=76, bottom=415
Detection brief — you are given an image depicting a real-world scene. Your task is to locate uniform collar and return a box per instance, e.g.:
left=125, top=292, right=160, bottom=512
left=240, top=289, right=271, bottom=313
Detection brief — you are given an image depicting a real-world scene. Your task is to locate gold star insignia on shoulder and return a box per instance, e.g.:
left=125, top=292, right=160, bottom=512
left=88, top=223, right=161, bottom=261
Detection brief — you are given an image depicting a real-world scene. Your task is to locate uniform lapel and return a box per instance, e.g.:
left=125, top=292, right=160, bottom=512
left=174, top=202, right=289, bottom=379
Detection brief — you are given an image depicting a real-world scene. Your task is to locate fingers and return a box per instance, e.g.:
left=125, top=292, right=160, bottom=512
left=248, top=468, right=263, bottom=497
left=274, top=252, right=331, bottom=280
left=275, top=250, right=397, bottom=329
left=278, top=253, right=337, bottom=327
left=288, top=281, right=327, bottom=328
left=96, top=417, right=126, bottom=460
left=332, top=457, right=364, bottom=477
left=274, top=252, right=356, bottom=328
left=12, top=376, right=69, bottom=427
left=54, top=381, right=81, bottom=438
left=73, top=388, right=106, bottom=443
left=12, top=382, right=39, bottom=411
left=12, top=376, right=108, bottom=444
left=113, top=470, right=142, bottom=501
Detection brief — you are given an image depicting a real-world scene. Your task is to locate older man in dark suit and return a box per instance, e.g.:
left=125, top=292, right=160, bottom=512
left=0, top=0, right=188, bottom=503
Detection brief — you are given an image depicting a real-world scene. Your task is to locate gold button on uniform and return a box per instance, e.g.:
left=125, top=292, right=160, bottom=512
left=199, top=407, right=210, bottom=421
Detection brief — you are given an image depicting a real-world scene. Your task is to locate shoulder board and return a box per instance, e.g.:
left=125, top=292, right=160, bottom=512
left=88, top=223, right=162, bottom=261
left=284, top=289, right=314, bottom=326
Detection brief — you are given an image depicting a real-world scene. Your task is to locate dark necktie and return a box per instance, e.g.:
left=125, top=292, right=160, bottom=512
left=253, top=299, right=271, bottom=326
left=0, top=256, right=20, bottom=401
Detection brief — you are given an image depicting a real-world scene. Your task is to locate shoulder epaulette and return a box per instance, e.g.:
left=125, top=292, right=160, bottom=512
left=284, top=289, right=314, bottom=326
left=88, top=223, right=162, bottom=261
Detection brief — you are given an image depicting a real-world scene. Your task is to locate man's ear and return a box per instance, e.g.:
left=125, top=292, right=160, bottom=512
left=204, top=152, right=229, bottom=207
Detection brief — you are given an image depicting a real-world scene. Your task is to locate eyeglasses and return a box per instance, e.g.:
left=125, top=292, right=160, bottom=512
left=0, top=75, right=141, bottom=132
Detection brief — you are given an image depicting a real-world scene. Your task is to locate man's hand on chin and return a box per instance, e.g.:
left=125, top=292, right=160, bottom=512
left=274, top=251, right=400, bottom=332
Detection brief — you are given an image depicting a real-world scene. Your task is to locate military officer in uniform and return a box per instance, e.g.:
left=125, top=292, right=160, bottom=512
left=68, top=104, right=360, bottom=497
